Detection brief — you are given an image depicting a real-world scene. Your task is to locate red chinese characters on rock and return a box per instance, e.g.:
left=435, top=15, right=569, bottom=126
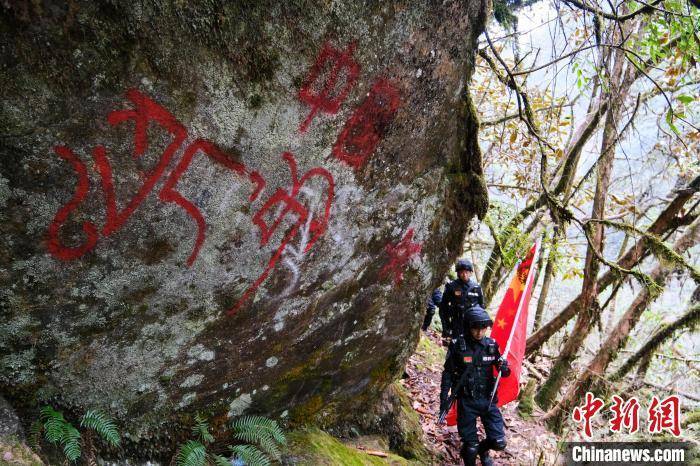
left=48, top=38, right=405, bottom=315
left=331, top=78, right=401, bottom=169
left=159, top=139, right=264, bottom=266
left=297, top=41, right=360, bottom=133
left=609, top=395, right=640, bottom=434
left=648, top=395, right=681, bottom=436
left=96, top=89, right=188, bottom=237
left=572, top=392, right=605, bottom=438
left=46, top=89, right=336, bottom=317
left=48, top=89, right=262, bottom=265
left=379, top=228, right=422, bottom=285
left=46, top=146, right=98, bottom=261
left=234, top=152, right=334, bottom=315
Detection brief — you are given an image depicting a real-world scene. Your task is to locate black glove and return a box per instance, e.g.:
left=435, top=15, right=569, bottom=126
left=497, top=357, right=510, bottom=376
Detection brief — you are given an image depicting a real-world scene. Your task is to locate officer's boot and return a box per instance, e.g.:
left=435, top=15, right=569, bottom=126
left=460, top=443, right=479, bottom=466
left=477, top=440, right=494, bottom=466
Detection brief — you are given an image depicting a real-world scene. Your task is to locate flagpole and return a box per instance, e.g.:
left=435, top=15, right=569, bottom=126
left=488, top=239, right=542, bottom=407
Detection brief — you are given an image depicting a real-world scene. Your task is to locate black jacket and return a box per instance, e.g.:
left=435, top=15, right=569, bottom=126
left=440, top=336, right=510, bottom=408
left=438, top=278, right=484, bottom=338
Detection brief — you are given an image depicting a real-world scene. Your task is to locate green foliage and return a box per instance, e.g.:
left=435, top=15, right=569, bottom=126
left=80, top=409, right=121, bottom=447
left=229, top=444, right=271, bottom=466
left=231, top=415, right=285, bottom=462
left=37, top=406, right=121, bottom=463
left=677, top=95, right=695, bottom=105
left=176, top=440, right=207, bottom=466
left=493, top=0, right=519, bottom=29
left=485, top=202, right=533, bottom=271
left=172, top=414, right=286, bottom=466
left=28, top=420, right=42, bottom=449
left=39, top=406, right=82, bottom=462
left=192, top=413, right=215, bottom=444
left=212, top=454, right=232, bottom=466
left=633, top=0, right=700, bottom=68
left=666, top=108, right=680, bottom=135
left=572, top=61, right=592, bottom=91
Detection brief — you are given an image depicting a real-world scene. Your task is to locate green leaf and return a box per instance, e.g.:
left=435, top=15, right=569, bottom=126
left=665, top=108, right=680, bottom=135
left=28, top=421, right=43, bottom=449
left=192, top=413, right=215, bottom=444
left=39, top=405, right=83, bottom=462
left=229, top=445, right=270, bottom=466
left=176, top=440, right=207, bottom=466
left=62, top=424, right=82, bottom=462
left=230, top=416, right=285, bottom=461
left=677, top=95, right=695, bottom=104
left=81, top=410, right=121, bottom=447
left=41, top=406, right=69, bottom=445
left=211, top=454, right=231, bottom=466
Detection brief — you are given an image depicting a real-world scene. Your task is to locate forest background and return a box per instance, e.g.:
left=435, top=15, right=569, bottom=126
left=464, top=0, right=700, bottom=439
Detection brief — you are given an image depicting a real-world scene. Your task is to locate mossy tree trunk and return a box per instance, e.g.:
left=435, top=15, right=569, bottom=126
left=535, top=27, right=635, bottom=411
left=613, top=300, right=700, bottom=382
left=543, top=218, right=700, bottom=428
left=525, top=174, right=700, bottom=356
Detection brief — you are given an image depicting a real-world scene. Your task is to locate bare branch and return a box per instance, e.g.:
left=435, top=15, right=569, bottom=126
left=561, top=0, right=663, bottom=22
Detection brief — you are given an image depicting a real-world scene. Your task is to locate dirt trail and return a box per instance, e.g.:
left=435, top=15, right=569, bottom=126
left=401, top=329, right=560, bottom=465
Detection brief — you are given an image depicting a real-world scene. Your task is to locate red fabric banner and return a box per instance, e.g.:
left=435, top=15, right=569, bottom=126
left=489, top=242, right=539, bottom=406
left=446, top=401, right=458, bottom=426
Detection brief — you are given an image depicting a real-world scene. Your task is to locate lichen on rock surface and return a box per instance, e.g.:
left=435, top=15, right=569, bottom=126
left=0, top=0, right=489, bottom=459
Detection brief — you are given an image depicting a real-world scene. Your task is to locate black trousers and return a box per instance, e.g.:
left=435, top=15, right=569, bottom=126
left=457, top=396, right=506, bottom=444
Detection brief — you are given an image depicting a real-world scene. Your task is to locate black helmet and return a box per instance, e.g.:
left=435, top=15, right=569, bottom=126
left=465, top=305, right=493, bottom=329
left=455, top=259, right=474, bottom=272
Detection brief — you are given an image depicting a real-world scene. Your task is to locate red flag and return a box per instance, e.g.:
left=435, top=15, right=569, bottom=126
left=490, top=241, right=541, bottom=406
left=446, top=401, right=458, bottom=426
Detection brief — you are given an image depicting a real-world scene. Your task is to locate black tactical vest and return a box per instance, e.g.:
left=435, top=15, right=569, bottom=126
left=448, top=279, right=482, bottom=338
left=452, top=337, right=499, bottom=400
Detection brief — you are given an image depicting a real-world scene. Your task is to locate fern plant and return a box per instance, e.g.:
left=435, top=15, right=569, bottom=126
left=175, top=414, right=228, bottom=466
left=81, top=409, right=121, bottom=447
left=37, top=405, right=121, bottom=463
left=174, top=413, right=286, bottom=466
left=192, top=413, right=215, bottom=444
left=230, top=415, right=286, bottom=466
left=177, top=440, right=208, bottom=466
left=40, top=406, right=82, bottom=462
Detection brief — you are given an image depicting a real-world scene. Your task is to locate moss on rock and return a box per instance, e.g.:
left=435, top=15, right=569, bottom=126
left=388, top=384, right=432, bottom=462
left=413, top=335, right=446, bottom=371
left=0, top=436, right=43, bottom=466
left=517, top=379, right=536, bottom=420
left=284, top=428, right=415, bottom=465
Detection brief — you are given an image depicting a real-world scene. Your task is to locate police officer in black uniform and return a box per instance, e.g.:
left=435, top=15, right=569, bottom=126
left=440, top=306, right=510, bottom=466
left=439, top=259, right=484, bottom=345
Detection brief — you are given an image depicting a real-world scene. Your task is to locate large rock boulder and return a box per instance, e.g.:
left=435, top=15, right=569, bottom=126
left=0, top=0, right=488, bottom=459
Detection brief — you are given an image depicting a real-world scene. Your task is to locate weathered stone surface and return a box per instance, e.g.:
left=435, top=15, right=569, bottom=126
left=0, top=395, right=23, bottom=439
left=0, top=0, right=488, bottom=459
